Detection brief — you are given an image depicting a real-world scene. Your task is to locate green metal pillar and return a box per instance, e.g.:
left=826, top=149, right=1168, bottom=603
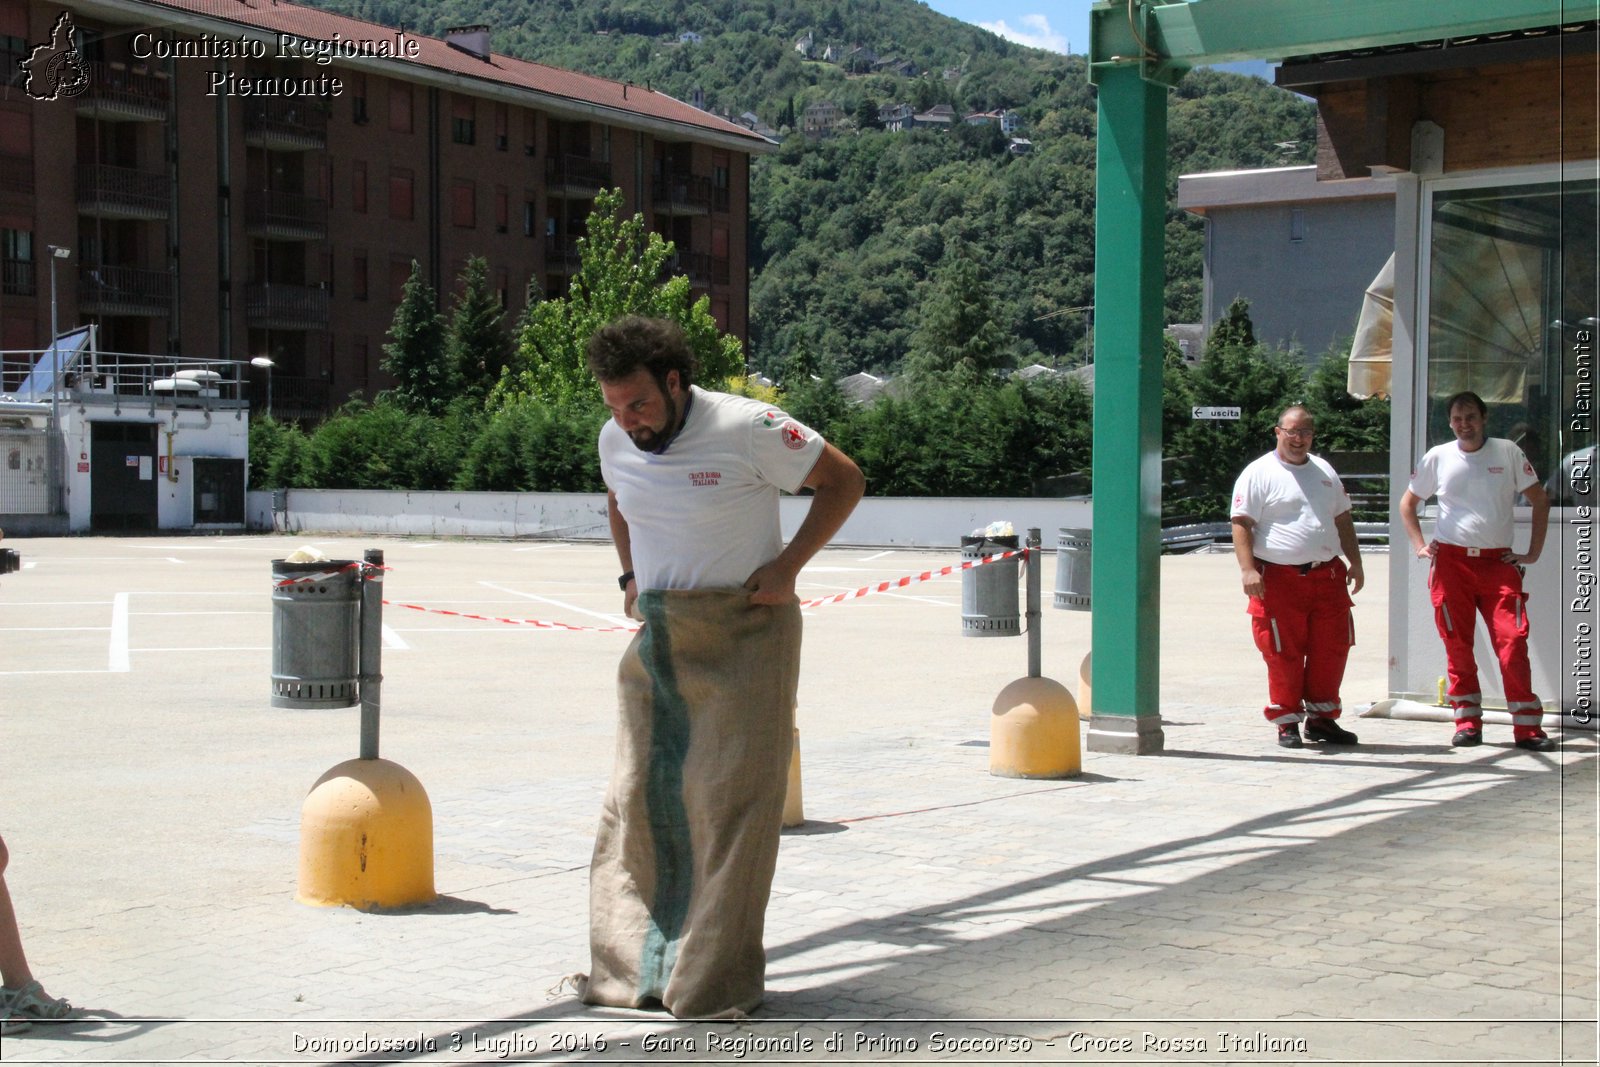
left=1088, top=63, right=1167, bottom=755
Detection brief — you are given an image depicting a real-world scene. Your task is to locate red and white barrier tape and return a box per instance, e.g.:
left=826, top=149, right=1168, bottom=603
left=271, top=560, right=385, bottom=588
left=377, top=548, right=1030, bottom=633
left=797, top=547, right=1029, bottom=608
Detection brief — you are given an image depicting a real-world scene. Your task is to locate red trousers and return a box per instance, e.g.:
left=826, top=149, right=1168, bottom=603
left=1248, top=559, right=1354, bottom=725
left=1429, top=543, right=1544, bottom=735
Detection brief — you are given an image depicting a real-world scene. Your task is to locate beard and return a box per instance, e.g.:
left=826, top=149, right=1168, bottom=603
left=627, top=392, right=679, bottom=452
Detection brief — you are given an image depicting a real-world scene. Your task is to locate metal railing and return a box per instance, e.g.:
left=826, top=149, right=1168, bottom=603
left=245, top=189, right=329, bottom=239
left=2, top=257, right=34, bottom=297
left=544, top=234, right=582, bottom=273
left=243, top=100, right=328, bottom=149
left=77, top=61, right=169, bottom=120
left=664, top=251, right=730, bottom=287
left=545, top=154, right=611, bottom=195
left=77, top=264, right=174, bottom=316
left=76, top=163, right=170, bottom=219
left=651, top=173, right=714, bottom=215
left=244, top=283, right=330, bottom=330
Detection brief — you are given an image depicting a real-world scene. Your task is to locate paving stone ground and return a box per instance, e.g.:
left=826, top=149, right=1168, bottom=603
left=0, top=535, right=1593, bottom=1065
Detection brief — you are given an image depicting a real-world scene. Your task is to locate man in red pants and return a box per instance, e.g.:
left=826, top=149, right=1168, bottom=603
left=1232, top=405, right=1366, bottom=748
left=1400, top=391, right=1554, bottom=750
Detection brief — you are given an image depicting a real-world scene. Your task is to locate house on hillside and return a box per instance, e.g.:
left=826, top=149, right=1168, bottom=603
left=794, top=31, right=814, bottom=58
left=1007, top=137, right=1034, bottom=156
left=874, top=56, right=918, bottom=77
left=1177, top=165, right=1396, bottom=358
left=677, top=31, right=703, bottom=44
left=878, top=103, right=915, bottom=132
left=802, top=101, right=845, bottom=139
left=912, top=104, right=957, bottom=130
left=966, top=109, right=1022, bottom=134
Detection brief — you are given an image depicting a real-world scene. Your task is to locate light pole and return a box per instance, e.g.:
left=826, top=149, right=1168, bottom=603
left=47, top=244, right=71, bottom=515
left=251, top=356, right=275, bottom=419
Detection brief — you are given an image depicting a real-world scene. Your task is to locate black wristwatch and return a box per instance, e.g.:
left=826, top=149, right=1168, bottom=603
left=618, top=571, right=635, bottom=591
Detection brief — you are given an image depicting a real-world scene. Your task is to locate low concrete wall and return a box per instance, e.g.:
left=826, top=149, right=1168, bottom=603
left=246, top=489, right=1093, bottom=549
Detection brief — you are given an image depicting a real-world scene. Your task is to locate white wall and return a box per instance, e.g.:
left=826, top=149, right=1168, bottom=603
left=65, top=404, right=249, bottom=532
left=246, top=488, right=1092, bottom=550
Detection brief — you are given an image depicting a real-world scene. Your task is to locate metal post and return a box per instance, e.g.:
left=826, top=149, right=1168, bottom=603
left=358, top=548, right=383, bottom=760
left=46, top=245, right=70, bottom=515
left=1026, top=527, right=1042, bottom=678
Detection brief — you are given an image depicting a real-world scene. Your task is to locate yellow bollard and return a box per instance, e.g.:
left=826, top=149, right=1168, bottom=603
left=297, top=757, right=436, bottom=909
left=1077, top=650, right=1093, bottom=721
left=1437, top=676, right=1448, bottom=706
left=990, top=676, right=1082, bottom=779
left=783, top=727, right=805, bottom=827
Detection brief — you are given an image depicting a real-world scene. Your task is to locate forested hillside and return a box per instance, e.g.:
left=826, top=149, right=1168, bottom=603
left=303, top=0, right=1317, bottom=376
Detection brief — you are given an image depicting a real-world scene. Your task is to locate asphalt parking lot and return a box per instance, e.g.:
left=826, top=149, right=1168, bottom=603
left=0, top=534, right=1592, bottom=1065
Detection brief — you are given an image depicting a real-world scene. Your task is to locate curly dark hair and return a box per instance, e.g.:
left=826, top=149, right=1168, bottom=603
left=1444, top=390, right=1488, bottom=418
left=585, top=316, right=697, bottom=392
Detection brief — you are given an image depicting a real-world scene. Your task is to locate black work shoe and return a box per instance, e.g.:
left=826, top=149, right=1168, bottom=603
left=1514, top=733, right=1557, bottom=751
left=1305, top=717, right=1359, bottom=745
left=1277, top=723, right=1303, bottom=748
left=1451, top=726, right=1483, bottom=747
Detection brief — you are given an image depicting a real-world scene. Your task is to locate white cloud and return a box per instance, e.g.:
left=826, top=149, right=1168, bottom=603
left=979, top=14, right=1069, bottom=54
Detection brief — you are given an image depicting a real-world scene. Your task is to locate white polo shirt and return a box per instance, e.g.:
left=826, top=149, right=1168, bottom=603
left=599, top=386, right=825, bottom=591
left=1407, top=437, right=1538, bottom=549
left=1230, top=451, right=1351, bottom=565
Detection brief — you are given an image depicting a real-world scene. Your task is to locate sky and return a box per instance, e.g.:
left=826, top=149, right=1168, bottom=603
left=922, top=0, right=1274, bottom=77
left=921, top=0, right=1094, bottom=56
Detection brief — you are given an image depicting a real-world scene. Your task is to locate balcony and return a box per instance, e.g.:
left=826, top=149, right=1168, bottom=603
left=544, top=234, right=582, bottom=275
left=665, top=251, right=730, bottom=288
left=2, top=257, right=34, bottom=297
left=0, top=152, right=33, bottom=196
left=245, top=190, right=329, bottom=241
left=243, top=100, right=328, bottom=151
left=77, top=164, right=170, bottom=220
left=244, top=283, right=329, bottom=331
left=651, top=173, right=715, bottom=216
left=76, top=62, right=169, bottom=122
left=545, top=155, right=611, bottom=198
left=77, top=264, right=174, bottom=317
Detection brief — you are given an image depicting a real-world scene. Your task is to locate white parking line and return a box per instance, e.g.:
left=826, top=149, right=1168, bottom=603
left=110, top=592, right=130, bottom=672
left=479, top=580, right=632, bottom=627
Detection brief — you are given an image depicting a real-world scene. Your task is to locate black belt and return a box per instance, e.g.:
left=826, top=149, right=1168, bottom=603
left=1261, top=559, right=1336, bottom=575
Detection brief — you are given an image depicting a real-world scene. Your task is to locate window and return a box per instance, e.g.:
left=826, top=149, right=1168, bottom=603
left=524, top=201, right=536, bottom=237
left=1421, top=174, right=1598, bottom=501
left=524, top=113, right=538, bottom=156
left=388, top=168, right=414, bottom=220
left=388, top=83, right=412, bottom=133
left=495, top=186, right=508, bottom=233
left=389, top=259, right=412, bottom=303
left=494, top=103, right=508, bottom=150
left=350, top=73, right=368, bottom=124
left=495, top=267, right=509, bottom=308
left=452, top=96, right=476, bottom=145
left=352, top=160, right=367, bottom=213
left=353, top=253, right=368, bottom=301
left=452, top=180, right=476, bottom=228
left=2, top=227, right=33, bottom=296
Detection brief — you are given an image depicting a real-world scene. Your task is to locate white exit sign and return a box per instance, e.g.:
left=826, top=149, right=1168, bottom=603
left=1192, top=406, right=1242, bottom=420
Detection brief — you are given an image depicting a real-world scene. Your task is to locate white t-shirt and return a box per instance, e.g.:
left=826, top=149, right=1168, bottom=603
left=599, top=386, right=826, bottom=590
left=1407, top=437, right=1538, bottom=549
left=1230, top=451, right=1351, bottom=565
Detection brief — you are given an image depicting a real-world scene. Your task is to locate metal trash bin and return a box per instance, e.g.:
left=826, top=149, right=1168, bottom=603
left=961, top=534, right=1020, bottom=637
left=271, top=559, right=360, bottom=708
left=1054, top=527, right=1091, bottom=610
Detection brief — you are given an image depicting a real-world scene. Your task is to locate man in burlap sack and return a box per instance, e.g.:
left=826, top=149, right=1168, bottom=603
left=579, top=315, right=864, bottom=1018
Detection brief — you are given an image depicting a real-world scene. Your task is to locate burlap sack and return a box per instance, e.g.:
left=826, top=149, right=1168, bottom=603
left=583, top=590, right=801, bottom=1018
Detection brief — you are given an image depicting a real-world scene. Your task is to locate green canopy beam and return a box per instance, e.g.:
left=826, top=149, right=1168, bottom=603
left=1090, top=0, right=1575, bottom=83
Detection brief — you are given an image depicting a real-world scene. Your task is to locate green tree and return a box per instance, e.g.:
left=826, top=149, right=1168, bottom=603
left=1166, top=300, right=1308, bottom=519
left=446, top=256, right=514, bottom=405
left=379, top=261, right=452, bottom=415
left=903, top=251, right=1012, bottom=378
left=496, top=188, right=745, bottom=408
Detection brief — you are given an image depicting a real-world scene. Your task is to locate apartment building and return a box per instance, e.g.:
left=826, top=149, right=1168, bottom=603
left=0, top=0, right=773, bottom=419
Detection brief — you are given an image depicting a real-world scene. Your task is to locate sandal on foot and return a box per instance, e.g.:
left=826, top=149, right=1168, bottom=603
left=1, top=981, right=72, bottom=1020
